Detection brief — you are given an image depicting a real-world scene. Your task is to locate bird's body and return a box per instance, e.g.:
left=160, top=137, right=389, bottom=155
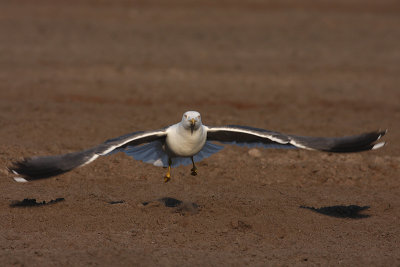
left=9, top=111, right=386, bottom=183
left=165, top=121, right=207, bottom=157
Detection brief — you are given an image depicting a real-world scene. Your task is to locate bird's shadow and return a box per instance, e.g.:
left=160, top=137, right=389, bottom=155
left=300, top=205, right=370, bottom=219
left=142, top=197, right=199, bottom=214
left=142, top=197, right=196, bottom=208
left=9, top=198, right=65, bottom=208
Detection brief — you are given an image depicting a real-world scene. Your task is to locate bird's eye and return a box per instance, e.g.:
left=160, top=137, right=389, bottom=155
left=184, top=114, right=187, bottom=119
left=197, top=116, right=200, bottom=119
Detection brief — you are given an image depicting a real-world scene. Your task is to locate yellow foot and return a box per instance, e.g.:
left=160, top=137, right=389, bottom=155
left=164, top=161, right=172, bottom=183
left=164, top=175, right=171, bottom=183
left=190, top=168, right=197, bottom=176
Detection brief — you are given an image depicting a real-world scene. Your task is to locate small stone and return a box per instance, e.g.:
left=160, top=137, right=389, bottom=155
left=248, top=148, right=261, bottom=158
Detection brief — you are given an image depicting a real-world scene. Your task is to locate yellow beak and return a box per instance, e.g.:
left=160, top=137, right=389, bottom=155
left=190, top=118, right=195, bottom=134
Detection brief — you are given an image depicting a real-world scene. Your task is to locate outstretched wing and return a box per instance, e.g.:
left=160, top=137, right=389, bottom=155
left=206, top=125, right=386, bottom=152
left=9, top=129, right=167, bottom=182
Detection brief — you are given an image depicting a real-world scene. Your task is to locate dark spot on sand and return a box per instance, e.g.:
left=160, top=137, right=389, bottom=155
left=142, top=197, right=199, bottom=214
left=300, top=205, right=370, bottom=219
left=108, top=200, right=125, bottom=204
left=158, top=197, right=183, bottom=207
left=10, top=198, right=65, bottom=208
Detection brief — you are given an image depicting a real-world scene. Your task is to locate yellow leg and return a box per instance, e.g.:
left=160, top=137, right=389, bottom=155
left=190, top=157, right=197, bottom=176
left=164, top=158, right=172, bottom=183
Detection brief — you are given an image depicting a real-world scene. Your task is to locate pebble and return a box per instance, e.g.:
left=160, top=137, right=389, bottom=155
left=248, top=148, right=261, bottom=158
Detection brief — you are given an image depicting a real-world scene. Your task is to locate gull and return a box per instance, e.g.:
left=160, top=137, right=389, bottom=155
left=9, top=111, right=386, bottom=183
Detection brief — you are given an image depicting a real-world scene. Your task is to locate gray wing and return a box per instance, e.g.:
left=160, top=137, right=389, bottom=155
left=170, top=141, right=224, bottom=168
left=9, top=129, right=167, bottom=182
left=118, top=140, right=224, bottom=168
left=206, top=125, right=386, bottom=152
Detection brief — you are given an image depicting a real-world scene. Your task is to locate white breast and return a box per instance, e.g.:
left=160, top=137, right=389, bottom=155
left=165, top=124, right=207, bottom=157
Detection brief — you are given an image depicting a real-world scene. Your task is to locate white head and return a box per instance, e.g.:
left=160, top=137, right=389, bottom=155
left=181, top=111, right=202, bottom=134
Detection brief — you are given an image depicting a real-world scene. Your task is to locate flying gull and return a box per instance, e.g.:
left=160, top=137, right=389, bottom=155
left=9, top=111, right=386, bottom=183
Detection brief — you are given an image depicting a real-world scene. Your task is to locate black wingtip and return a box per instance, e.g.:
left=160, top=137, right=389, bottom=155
left=7, top=165, right=29, bottom=183
left=9, top=157, right=68, bottom=182
left=336, top=129, right=387, bottom=152
left=8, top=147, right=101, bottom=181
left=329, top=129, right=387, bottom=153
left=290, top=129, right=388, bottom=153
left=379, top=129, right=388, bottom=139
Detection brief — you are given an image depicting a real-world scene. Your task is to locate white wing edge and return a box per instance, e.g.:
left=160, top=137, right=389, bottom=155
left=100, top=130, right=168, bottom=155
left=204, top=126, right=289, bottom=144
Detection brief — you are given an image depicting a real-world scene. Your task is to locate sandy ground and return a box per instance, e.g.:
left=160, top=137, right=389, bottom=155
left=0, top=0, right=399, bottom=266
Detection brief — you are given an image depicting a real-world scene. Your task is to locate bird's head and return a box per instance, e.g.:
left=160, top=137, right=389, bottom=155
left=181, top=111, right=202, bottom=134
